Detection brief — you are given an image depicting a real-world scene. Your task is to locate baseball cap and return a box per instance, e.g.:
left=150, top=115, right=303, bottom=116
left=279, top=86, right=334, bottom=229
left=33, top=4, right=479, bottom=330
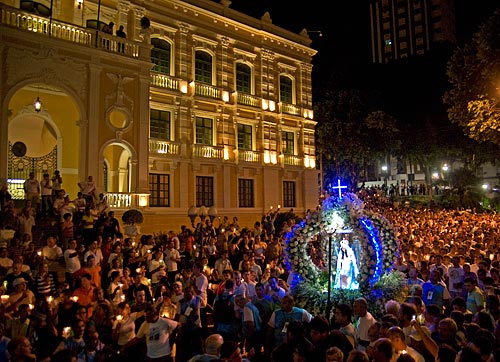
left=13, top=277, right=26, bottom=287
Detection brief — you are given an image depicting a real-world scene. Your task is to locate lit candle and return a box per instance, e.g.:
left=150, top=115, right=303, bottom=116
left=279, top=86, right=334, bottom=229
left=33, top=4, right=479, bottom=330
left=147, top=249, right=151, bottom=254
left=47, top=296, right=53, bottom=303
left=136, top=268, right=142, bottom=274
left=278, top=204, right=281, bottom=209
left=71, top=296, right=79, bottom=302
left=28, top=304, right=34, bottom=310
left=1, top=295, right=9, bottom=304
left=37, top=251, right=42, bottom=256
left=116, top=315, right=123, bottom=321
left=63, top=327, right=71, bottom=338
left=131, top=242, right=136, bottom=247
left=120, top=294, right=125, bottom=301
left=490, top=254, right=494, bottom=260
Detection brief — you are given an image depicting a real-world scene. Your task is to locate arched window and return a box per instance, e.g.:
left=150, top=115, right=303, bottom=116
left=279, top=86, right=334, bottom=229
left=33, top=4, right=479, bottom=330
left=195, top=50, right=212, bottom=84
left=151, top=38, right=171, bottom=75
left=279, top=75, right=293, bottom=104
left=236, top=63, right=251, bottom=94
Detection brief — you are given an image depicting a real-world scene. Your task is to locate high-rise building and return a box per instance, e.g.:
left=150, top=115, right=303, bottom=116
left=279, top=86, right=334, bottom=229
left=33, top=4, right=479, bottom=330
left=0, top=0, right=319, bottom=231
left=369, top=0, right=456, bottom=63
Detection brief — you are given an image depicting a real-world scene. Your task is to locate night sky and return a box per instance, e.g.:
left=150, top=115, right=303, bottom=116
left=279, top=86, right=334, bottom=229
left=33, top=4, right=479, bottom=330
left=224, top=1, right=498, bottom=81
left=222, top=1, right=498, bottom=127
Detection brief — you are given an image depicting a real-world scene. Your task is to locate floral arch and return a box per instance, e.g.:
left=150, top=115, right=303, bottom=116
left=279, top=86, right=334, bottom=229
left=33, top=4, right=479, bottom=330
left=284, top=193, right=406, bottom=317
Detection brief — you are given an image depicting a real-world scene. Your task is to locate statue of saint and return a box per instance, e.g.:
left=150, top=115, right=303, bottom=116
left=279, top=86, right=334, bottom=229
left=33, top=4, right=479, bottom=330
left=334, top=237, right=359, bottom=290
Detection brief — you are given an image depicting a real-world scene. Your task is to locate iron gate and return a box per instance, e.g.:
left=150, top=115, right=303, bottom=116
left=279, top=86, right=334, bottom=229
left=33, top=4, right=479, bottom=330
left=7, top=142, right=58, bottom=200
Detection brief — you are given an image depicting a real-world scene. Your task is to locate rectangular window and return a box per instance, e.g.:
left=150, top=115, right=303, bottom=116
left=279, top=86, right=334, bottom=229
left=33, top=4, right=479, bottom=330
left=196, top=117, right=213, bottom=145
left=196, top=176, right=214, bottom=207
left=282, top=131, right=294, bottom=155
left=283, top=181, right=296, bottom=208
left=149, top=174, right=170, bottom=207
left=150, top=109, right=171, bottom=140
left=279, top=76, right=293, bottom=104
left=236, top=63, right=251, bottom=94
left=238, top=179, right=254, bottom=207
left=195, top=51, right=212, bottom=84
left=237, top=124, right=253, bottom=150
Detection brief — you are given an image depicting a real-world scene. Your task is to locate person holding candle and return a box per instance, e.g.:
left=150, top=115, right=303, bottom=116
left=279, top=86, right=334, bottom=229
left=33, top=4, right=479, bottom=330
left=72, top=273, right=95, bottom=316
left=33, top=261, right=56, bottom=298
left=113, top=302, right=144, bottom=354
left=6, top=278, right=35, bottom=314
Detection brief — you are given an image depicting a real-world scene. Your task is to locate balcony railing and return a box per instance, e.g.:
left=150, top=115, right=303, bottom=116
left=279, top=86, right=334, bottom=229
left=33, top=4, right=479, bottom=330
left=280, top=102, right=301, bottom=116
left=0, top=3, right=143, bottom=59
left=238, top=150, right=262, bottom=163
left=283, top=154, right=303, bottom=166
left=149, top=139, right=180, bottom=156
left=104, top=192, right=150, bottom=209
left=151, top=72, right=179, bottom=91
left=237, top=93, right=261, bottom=108
left=194, top=83, right=220, bottom=99
left=192, top=144, right=224, bottom=159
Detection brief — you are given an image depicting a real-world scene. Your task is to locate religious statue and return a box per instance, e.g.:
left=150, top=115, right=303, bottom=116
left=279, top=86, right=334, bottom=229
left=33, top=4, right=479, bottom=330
left=334, top=237, right=359, bottom=290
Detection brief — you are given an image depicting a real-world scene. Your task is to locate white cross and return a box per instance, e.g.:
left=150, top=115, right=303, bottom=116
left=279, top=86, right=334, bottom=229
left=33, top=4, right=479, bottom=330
left=331, top=179, right=347, bottom=198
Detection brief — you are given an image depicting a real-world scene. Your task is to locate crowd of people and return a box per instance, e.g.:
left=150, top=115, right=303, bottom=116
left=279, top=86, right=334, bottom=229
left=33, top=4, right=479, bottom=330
left=1, top=177, right=500, bottom=361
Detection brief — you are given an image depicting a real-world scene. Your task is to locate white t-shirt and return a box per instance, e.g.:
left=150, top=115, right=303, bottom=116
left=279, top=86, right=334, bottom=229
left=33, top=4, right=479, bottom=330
left=149, top=259, right=166, bottom=284
left=137, top=317, right=178, bottom=358
left=116, top=312, right=138, bottom=346
left=165, top=248, right=180, bottom=272
left=84, top=249, right=103, bottom=266
left=194, top=273, right=208, bottom=307
left=356, top=312, right=377, bottom=350
left=64, top=248, right=81, bottom=273
left=40, top=179, right=52, bottom=196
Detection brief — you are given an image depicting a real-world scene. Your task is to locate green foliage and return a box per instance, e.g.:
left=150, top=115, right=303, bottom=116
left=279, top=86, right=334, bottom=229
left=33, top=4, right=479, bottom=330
left=292, top=270, right=407, bottom=320
left=444, top=8, right=500, bottom=145
left=121, top=209, right=144, bottom=225
left=315, top=88, right=400, bottom=188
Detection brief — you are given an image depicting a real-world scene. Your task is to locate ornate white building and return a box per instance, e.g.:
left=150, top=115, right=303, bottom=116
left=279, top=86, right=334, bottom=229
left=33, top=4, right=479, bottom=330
left=0, top=0, right=319, bottom=232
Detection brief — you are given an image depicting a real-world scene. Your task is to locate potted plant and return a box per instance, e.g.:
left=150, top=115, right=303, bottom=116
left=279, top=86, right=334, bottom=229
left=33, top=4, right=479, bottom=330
left=122, top=209, right=144, bottom=238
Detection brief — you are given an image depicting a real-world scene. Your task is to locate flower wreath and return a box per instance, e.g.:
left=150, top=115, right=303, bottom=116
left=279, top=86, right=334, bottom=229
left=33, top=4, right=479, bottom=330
left=284, top=193, right=403, bottom=316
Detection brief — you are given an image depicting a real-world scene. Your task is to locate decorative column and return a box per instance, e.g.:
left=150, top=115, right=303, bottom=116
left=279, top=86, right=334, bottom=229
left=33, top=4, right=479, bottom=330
left=136, top=74, right=150, bottom=193
left=87, top=63, right=102, bottom=180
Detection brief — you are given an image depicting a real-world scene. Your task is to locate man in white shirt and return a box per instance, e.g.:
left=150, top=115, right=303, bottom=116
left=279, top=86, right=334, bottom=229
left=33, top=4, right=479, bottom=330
left=42, top=235, right=63, bottom=276
left=123, top=303, right=178, bottom=361
left=148, top=249, right=166, bottom=289
left=84, top=240, right=103, bottom=266
left=40, top=173, right=52, bottom=217
left=214, top=252, right=233, bottom=277
left=24, top=172, right=40, bottom=212
left=64, top=239, right=81, bottom=289
left=353, top=297, right=376, bottom=351
left=387, top=326, right=425, bottom=362
left=193, top=263, right=208, bottom=308
left=164, top=240, right=180, bottom=284
left=233, top=270, right=248, bottom=298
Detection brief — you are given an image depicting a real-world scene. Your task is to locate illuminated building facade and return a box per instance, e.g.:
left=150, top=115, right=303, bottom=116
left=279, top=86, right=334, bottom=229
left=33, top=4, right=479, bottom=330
left=0, top=0, right=319, bottom=231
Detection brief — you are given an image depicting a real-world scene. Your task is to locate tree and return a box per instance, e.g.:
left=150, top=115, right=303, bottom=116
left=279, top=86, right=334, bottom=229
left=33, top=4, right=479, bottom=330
left=444, top=8, right=500, bottom=145
left=315, top=87, right=400, bottom=191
